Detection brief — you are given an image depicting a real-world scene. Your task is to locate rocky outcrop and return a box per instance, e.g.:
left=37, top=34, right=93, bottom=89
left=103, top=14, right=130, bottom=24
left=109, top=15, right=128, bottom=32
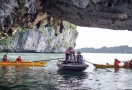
left=0, top=0, right=132, bottom=38
left=0, top=22, right=78, bottom=53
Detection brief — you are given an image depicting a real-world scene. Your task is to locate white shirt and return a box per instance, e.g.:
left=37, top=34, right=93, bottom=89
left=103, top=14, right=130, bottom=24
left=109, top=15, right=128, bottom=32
left=68, top=55, right=75, bottom=62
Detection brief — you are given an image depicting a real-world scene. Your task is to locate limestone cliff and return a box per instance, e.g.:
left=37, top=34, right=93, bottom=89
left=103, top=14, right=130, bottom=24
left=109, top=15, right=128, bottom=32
left=0, top=22, right=78, bottom=53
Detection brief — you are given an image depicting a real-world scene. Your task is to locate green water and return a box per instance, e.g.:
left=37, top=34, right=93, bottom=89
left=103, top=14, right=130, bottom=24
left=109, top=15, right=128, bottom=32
left=0, top=53, right=88, bottom=90
left=0, top=53, right=132, bottom=90
left=0, top=53, right=65, bottom=62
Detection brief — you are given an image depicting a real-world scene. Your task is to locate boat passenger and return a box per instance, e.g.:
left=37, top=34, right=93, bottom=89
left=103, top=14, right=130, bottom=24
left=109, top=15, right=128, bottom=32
left=123, top=61, right=129, bottom=67
left=114, top=58, right=121, bottom=66
left=65, top=47, right=73, bottom=60
left=2, top=55, right=9, bottom=62
left=76, top=51, right=84, bottom=64
left=63, top=47, right=73, bottom=64
left=67, top=50, right=76, bottom=63
left=106, top=63, right=109, bottom=65
left=129, top=60, right=132, bottom=67
left=15, top=56, right=22, bottom=63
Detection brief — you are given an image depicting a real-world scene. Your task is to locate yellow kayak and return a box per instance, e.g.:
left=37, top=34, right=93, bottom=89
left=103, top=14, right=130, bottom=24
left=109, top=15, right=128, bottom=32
left=93, top=64, right=129, bottom=68
left=0, top=61, right=47, bottom=66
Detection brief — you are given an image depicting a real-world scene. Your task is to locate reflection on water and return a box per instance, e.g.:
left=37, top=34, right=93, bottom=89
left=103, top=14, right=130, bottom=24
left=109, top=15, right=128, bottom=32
left=114, top=68, right=119, bottom=73
left=0, top=53, right=132, bottom=90
left=0, top=66, right=25, bottom=90
left=0, top=63, right=89, bottom=90
left=0, top=66, right=132, bottom=90
left=56, top=70, right=88, bottom=90
left=0, top=66, right=49, bottom=90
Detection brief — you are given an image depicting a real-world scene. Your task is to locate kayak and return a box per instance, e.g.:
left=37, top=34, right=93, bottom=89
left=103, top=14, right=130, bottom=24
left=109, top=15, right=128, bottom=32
left=0, top=61, right=47, bottom=66
left=57, top=59, right=89, bottom=71
left=93, top=64, right=130, bottom=68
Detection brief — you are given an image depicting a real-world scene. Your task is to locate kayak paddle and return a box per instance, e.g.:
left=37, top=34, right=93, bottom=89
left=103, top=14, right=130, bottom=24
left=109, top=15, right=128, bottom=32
left=33, top=58, right=65, bottom=62
left=84, top=60, right=111, bottom=72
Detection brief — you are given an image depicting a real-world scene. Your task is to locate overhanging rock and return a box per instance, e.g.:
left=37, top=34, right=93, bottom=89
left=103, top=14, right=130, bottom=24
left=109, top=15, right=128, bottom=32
left=0, top=0, right=132, bottom=38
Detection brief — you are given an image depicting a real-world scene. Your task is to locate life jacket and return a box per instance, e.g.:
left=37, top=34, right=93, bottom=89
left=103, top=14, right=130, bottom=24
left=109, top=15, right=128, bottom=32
left=2, top=58, right=8, bottom=62
left=15, top=58, right=22, bottom=62
left=2, top=58, right=5, bottom=62
left=114, top=60, right=120, bottom=66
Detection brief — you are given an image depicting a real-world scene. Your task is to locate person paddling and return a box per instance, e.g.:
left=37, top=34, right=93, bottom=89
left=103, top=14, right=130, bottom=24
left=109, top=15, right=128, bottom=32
left=129, top=59, right=132, bottom=67
left=114, top=58, right=121, bottom=66
left=2, top=55, right=9, bottom=62
left=123, top=61, right=130, bottom=67
left=15, top=56, right=22, bottom=63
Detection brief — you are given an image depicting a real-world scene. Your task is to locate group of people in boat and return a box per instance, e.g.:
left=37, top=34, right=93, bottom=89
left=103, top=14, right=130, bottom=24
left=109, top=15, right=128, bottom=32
left=2, top=55, right=22, bottom=62
left=114, top=58, right=132, bottom=67
left=64, top=47, right=84, bottom=64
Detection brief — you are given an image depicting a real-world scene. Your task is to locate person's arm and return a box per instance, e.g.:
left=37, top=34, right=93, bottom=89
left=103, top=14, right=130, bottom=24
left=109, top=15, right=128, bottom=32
left=6, top=58, right=9, bottom=62
left=15, top=58, right=18, bottom=62
left=65, top=49, right=69, bottom=54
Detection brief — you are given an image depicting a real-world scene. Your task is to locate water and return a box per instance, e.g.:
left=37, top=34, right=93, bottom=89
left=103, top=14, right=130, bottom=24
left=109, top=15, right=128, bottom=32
left=0, top=53, right=132, bottom=90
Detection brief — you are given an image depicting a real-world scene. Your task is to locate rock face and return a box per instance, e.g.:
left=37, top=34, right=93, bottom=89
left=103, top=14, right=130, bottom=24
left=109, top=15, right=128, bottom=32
left=0, top=24, right=78, bottom=53
left=0, top=0, right=132, bottom=38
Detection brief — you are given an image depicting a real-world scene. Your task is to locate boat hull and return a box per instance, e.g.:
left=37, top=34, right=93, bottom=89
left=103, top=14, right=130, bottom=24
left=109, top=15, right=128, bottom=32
left=0, top=62, right=47, bottom=66
left=57, top=60, right=89, bottom=71
left=93, top=64, right=130, bottom=68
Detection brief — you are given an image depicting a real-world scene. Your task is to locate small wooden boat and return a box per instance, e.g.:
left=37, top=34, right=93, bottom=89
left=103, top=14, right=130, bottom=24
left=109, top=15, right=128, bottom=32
left=0, top=61, right=47, bottom=66
left=57, top=59, right=89, bottom=71
left=93, top=64, right=130, bottom=68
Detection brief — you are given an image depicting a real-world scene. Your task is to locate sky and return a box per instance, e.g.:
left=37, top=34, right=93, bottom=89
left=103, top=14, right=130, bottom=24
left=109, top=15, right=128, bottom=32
left=75, top=26, right=132, bottom=49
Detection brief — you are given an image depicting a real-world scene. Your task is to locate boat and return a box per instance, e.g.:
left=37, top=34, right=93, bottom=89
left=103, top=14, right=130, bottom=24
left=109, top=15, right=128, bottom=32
left=93, top=64, right=131, bottom=68
left=57, top=59, right=89, bottom=71
left=0, top=61, right=47, bottom=66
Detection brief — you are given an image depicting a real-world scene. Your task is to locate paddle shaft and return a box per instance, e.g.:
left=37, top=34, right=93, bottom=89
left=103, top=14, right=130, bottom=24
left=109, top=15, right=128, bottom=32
left=33, top=58, right=65, bottom=62
left=85, top=60, right=111, bottom=72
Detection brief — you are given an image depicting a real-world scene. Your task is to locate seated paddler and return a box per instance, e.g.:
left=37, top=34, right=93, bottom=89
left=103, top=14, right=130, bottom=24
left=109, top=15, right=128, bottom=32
left=15, top=56, right=22, bottom=63
left=114, top=58, right=121, bottom=66
left=123, top=61, right=129, bottom=67
left=76, top=51, right=84, bottom=64
left=2, top=55, right=9, bottom=62
left=129, top=59, right=132, bottom=67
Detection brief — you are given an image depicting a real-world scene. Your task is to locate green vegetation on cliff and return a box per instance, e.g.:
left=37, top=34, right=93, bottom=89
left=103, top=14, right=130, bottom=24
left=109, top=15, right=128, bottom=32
left=0, top=38, right=12, bottom=49
left=64, top=21, right=77, bottom=31
left=19, top=29, right=26, bottom=45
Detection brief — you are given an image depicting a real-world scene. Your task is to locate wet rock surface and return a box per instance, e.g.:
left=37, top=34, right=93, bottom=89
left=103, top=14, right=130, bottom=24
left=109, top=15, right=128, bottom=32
left=0, top=23, right=78, bottom=52
left=0, top=0, right=132, bottom=38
